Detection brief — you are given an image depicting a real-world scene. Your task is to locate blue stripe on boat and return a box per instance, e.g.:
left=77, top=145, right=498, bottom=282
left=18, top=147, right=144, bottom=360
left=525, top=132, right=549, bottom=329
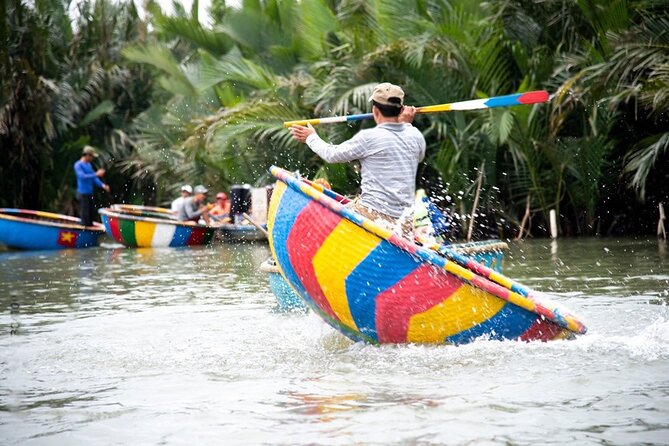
left=346, top=242, right=421, bottom=341
left=169, top=225, right=192, bottom=247
left=271, top=188, right=314, bottom=306
left=102, top=215, right=113, bottom=239
left=445, top=303, right=537, bottom=344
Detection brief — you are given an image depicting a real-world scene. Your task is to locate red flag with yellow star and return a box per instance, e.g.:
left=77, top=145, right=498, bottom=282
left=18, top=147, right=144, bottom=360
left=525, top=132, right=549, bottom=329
left=57, top=230, right=78, bottom=248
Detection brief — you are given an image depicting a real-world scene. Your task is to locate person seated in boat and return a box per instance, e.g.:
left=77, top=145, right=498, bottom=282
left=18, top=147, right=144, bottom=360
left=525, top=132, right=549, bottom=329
left=413, top=189, right=451, bottom=244
left=74, top=145, right=110, bottom=227
left=209, top=192, right=231, bottom=222
left=290, top=82, right=426, bottom=238
left=414, top=189, right=434, bottom=241
left=171, top=184, right=192, bottom=213
left=177, top=185, right=211, bottom=225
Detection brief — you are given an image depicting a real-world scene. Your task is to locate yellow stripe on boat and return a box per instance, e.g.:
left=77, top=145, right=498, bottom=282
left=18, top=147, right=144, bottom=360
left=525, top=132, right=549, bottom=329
left=489, top=271, right=514, bottom=290
left=407, top=286, right=505, bottom=343
left=313, top=219, right=382, bottom=330
left=266, top=181, right=286, bottom=275
left=135, top=220, right=157, bottom=247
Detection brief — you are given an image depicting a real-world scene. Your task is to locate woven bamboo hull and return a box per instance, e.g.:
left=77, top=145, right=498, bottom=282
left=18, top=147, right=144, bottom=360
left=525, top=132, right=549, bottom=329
left=0, top=208, right=104, bottom=250
left=262, top=241, right=507, bottom=313
left=99, top=208, right=216, bottom=248
left=267, top=168, right=586, bottom=345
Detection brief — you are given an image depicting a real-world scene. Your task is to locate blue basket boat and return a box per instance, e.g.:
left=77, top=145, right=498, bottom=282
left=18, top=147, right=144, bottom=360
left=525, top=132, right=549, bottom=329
left=0, top=208, right=104, bottom=250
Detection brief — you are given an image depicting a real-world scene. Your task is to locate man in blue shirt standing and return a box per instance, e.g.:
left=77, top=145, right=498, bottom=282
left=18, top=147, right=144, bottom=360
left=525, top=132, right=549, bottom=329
left=74, top=146, right=110, bottom=226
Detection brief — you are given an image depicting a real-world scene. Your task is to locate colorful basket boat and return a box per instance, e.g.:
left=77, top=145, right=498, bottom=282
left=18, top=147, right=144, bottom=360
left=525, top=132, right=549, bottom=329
left=0, top=208, right=104, bottom=250
left=267, top=166, right=587, bottom=345
left=262, top=240, right=509, bottom=313
left=99, top=208, right=217, bottom=248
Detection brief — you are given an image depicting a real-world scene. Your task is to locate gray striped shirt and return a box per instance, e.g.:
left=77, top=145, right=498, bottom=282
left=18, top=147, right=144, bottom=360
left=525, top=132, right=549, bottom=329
left=306, top=122, right=426, bottom=218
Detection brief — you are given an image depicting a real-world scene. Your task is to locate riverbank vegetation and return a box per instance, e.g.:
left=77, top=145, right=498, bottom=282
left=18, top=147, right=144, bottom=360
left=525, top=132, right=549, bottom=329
left=2, top=0, right=667, bottom=237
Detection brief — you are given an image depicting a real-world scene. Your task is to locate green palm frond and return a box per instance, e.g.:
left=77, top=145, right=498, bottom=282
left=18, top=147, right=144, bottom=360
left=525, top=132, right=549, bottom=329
left=293, top=0, right=338, bottom=60
left=153, top=14, right=233, bottom=57
left=79, top=100, right=115, bottom=127
left=487, top=109, right=515, bottom=146
left=202, top=99, right=315, bottom=181
left=196, top=49, right=277, bottom=93
left=123, top=44, right=197, bottom=95
left=336, top=0, right=381, bottom=40
left=623, top=132, right=669, bottom=201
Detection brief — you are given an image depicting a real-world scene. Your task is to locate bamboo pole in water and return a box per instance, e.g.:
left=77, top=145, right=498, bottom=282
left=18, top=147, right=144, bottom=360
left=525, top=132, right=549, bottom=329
left=658, top=203, right=666, bottom=240
left=549, top=209, right=558, bottom=239
left=466, top=163, right=484, bottom=242
left=516, top=195, right=531, bottom=241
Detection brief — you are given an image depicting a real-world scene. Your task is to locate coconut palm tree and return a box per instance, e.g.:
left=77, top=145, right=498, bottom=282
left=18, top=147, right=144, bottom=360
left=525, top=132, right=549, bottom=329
left=0, top=0, right=153, bottom=211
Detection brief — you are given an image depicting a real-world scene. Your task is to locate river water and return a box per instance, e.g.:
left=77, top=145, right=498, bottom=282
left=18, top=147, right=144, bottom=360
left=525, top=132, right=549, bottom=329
left=1, top=237, right=667, bottom=445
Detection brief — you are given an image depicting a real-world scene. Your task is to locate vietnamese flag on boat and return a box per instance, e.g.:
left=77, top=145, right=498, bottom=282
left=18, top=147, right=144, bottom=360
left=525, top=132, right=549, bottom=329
left=57, top=230, right=78, bottom=247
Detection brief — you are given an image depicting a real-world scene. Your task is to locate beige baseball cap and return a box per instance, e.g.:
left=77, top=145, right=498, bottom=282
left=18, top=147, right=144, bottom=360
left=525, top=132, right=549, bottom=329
left=82, top=145, right=99, bottom=157
left=369, top=82, right=404, bottom=108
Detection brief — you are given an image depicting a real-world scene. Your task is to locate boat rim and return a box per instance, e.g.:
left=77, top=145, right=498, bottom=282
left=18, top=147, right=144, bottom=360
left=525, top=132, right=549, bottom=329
left=0, top=208, right=105, bottom=232
left=110, top=204, right=173, bottom=214
left=98, top=207, right=218, bottom=229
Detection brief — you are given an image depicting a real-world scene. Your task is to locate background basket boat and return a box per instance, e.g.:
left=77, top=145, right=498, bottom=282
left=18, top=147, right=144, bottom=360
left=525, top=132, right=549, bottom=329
left=0, top=208, right=104, bottom=250
left=267, top=166, right=587, bottom=345
left=218, top=223, right=267, bottom=242
left=99, top=207, right=217, bottom=248
left=261, top=258, right=307, bottom=311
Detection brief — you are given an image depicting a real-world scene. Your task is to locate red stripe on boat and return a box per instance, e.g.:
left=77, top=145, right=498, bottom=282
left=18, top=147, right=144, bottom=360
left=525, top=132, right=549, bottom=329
left=376, top=264, right=461, bottom=343
left=469, top=274, right=512, bottom=300
left=187, top=227, right=207, bottom=245
left=108, top=217, right=123, bottom=244
left=389, top=233, right=417, bottom=254
left=286, top=201, right=340, bottom=319
left=518, top=316, right=564, bottom=341
left=518, top=90, right=549, bottom=104
left=465, top=259, right=494, bottom=279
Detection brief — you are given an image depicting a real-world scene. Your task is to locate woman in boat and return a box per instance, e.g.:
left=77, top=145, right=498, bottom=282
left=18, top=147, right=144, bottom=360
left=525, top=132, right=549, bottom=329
left=289, top=82, right=425, bottom=237
left=210, top=192, right=231, bottom=222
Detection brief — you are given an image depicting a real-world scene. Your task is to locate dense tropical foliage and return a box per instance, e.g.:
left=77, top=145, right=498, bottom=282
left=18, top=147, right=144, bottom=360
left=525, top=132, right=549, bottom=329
left=1, top=0, right=667, bottom=238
